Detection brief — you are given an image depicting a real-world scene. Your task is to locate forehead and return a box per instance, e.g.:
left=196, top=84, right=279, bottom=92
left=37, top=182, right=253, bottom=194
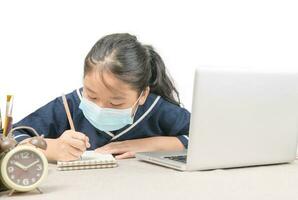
left=83, top=70, right=137, bottom=97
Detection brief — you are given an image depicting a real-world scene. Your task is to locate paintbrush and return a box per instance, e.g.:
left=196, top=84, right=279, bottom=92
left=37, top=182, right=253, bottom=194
left=0, top=101, right=2, bottom=131
left=3, top=95, right=13, bottom=137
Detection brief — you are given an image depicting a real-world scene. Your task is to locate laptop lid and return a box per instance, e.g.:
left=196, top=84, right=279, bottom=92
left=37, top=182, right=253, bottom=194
left=186, top=67, right=298, bottom=170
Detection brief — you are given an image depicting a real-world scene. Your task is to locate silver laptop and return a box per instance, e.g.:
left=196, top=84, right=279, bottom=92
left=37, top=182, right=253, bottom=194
left=136, top=67, right=298, bottom=171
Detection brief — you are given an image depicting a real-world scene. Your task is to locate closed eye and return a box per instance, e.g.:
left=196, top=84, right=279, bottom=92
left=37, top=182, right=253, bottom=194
left=87, top=96, right=97, bottom=101
left=110, top=103, right=124, bottom=107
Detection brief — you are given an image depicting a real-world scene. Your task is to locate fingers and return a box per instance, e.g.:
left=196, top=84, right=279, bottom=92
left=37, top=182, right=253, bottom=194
left=96, top=147, right=125, bottom=155
left=95, top=142, right=127, bottom=155
left=59, top=153, right=78, bottom=162
left=115, top=152, right=135, bottom=159
left=70, top=131, right=87, bottom=141
left=70, top=131, right=91, bottom=148
left=68, top=145, right=84, bottom=158
left=57, top=144, right=82, bottom=161
left=94, top=138, right=156, bottom=160
left=57, top=130, right=91, bottom=161
left=65, top=133, right=89, bottom=157
left=95, top=142, right=135, bottom=159
left=63, top=130, right=90, bottom=149
left=68, top=138, right=86, bottom=151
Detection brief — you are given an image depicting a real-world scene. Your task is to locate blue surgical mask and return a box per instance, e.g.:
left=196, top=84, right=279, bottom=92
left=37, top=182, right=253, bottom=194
left=79, top=92, right=143, bottom=132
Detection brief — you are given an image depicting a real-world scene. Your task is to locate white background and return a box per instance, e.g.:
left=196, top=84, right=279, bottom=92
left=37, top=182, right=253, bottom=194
left=0, top=0, right=297, bottom=122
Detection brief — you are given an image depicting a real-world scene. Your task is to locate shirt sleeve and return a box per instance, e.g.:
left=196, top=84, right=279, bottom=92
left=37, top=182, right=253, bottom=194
left=12, top=95, right=71, bottom=143
left=158, top=101, right=191, bottom=148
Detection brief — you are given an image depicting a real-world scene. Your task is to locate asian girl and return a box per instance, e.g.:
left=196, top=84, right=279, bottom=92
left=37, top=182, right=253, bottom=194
left=14, top=33, right=190, bottom=161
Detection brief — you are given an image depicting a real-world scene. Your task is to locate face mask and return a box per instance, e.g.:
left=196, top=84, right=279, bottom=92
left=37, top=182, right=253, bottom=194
left=79, top=92, right=143, bottom=132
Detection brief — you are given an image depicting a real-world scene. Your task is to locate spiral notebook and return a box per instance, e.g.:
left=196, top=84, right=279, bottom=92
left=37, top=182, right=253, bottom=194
left=57, top=151, right=118, bottom=171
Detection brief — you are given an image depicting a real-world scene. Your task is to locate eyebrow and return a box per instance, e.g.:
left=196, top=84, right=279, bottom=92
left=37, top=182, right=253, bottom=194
left=85, top=85, right=126, bottom=100
left=110, top=96, right=125, bottom=100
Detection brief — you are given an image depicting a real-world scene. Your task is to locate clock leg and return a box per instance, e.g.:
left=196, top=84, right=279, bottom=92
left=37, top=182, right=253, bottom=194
left=8, top=189, right=15, bottom=196
left=36, top=187, right=43, bottom=194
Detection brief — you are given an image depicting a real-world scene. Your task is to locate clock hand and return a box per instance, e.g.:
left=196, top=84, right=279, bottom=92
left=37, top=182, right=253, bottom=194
left=24, top=160, right=40, bottom=170
left=13, top=161, right=27, bottom=171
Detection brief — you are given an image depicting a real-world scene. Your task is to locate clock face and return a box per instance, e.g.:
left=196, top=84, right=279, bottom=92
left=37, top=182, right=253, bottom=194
left=6, top=150, right=44, bottom=186
left=1, top=145, right=48, bottom=192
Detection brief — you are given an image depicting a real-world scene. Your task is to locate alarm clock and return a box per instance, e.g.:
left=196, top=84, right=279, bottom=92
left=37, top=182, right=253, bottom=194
left=0, top=126, right=48, bottom=196
left=0, top=145, right=48, bottom=194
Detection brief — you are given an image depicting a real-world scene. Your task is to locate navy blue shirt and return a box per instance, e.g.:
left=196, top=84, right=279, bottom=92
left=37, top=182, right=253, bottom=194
left=13, top=89, right=190, bottom=149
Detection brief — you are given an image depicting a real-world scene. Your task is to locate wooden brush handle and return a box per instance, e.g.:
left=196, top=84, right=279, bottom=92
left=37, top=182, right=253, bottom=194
left=3, top=116, right=13, bottom=137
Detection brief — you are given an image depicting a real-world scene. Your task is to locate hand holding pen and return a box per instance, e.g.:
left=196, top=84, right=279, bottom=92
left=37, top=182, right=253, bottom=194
left=59, top=94, right=90, bottom=161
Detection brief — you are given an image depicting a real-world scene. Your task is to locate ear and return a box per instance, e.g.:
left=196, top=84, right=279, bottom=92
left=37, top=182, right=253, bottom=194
left=138, top=87, right=150, bottom=105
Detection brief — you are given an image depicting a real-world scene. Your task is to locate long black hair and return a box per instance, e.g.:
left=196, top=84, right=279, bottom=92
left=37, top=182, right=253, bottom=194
left=84, top=33, right=180, bottom=106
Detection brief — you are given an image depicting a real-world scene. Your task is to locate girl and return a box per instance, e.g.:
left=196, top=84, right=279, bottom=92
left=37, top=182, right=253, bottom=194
left=14, top=33, right=190, bottom=161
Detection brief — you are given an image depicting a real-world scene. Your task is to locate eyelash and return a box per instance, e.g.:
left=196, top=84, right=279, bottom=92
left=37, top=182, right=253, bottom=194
left=86, top=94, right=123, bottom=107
left=110, top=103, right=123, bottom=107
left=88, top=97, right=122, bottom=106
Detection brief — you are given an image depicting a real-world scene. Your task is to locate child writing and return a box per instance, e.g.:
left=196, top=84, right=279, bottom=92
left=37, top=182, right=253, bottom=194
left=13, top=33, right=190, bottom=161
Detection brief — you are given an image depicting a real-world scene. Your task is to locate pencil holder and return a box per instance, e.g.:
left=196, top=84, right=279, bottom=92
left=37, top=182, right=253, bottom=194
left=0, top=128, right=3, bottom=152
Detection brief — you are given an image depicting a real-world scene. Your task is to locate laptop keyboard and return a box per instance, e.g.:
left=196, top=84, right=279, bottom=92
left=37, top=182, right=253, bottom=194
left=164, top=155, right=187, bottom=163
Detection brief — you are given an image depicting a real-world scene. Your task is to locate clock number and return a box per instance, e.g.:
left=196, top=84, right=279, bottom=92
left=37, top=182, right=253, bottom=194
left=23, top=179, right=29, bottom=186
left=8, top=166, right=14, bottom=173
left=21, top=152, right=30, bottom=159
left=36, top=164, right=42, bottom=171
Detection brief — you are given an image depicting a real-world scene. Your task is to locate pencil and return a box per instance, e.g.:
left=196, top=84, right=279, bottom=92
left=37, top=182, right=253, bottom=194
left=61, top=94, right=75, bottom=131
left=62, top=94, right=84, bottom=160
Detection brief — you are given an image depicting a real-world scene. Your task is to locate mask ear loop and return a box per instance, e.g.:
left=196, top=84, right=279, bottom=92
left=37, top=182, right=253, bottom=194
left=131, top=91, right=144, bottom=119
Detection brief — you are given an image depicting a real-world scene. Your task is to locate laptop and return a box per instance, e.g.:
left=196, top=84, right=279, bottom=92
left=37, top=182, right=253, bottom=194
left=136, top=67, right=298, bottom=171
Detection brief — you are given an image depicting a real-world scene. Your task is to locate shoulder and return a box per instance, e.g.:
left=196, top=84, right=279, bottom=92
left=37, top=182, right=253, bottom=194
left=151, top=93, right=190, bottom=117
left=158, top=96, right=190, bottom=124
left=137, top=93, right=190, bottom=122
left=144, top=93, right=190, bottom=133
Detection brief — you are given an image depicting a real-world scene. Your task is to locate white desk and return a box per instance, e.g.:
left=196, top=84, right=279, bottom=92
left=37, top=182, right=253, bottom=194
left=1, top=158, right=298, bottom=200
